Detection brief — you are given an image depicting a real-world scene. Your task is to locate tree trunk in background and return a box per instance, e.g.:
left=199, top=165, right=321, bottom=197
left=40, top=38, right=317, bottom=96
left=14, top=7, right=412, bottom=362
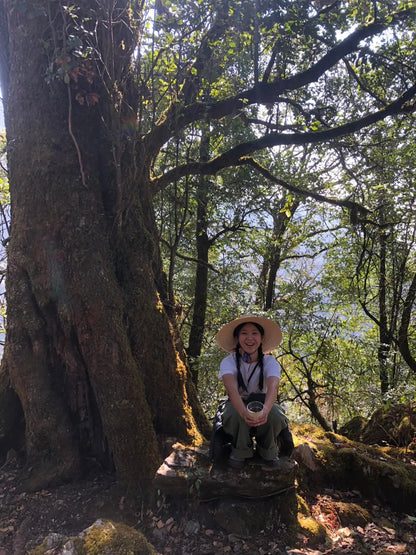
left=187, top=129, right=211, bottom=383
left=261, top=196, right=299, bottom=310
left=378, top=228, right=391, bottom=395
left=306, top=379, right=332, bottom=432
left=398, top=271, right=416, bottom=373
left=0, top=0, right=209, bottom=493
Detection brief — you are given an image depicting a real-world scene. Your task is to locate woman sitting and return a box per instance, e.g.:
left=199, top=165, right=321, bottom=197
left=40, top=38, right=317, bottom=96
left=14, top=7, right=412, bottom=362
left=215, top=315, right=291, bottom=469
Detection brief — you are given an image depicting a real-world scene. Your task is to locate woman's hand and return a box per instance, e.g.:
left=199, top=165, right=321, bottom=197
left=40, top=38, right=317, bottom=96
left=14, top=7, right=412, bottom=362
left=244, top=407, right=269, bottom=427
left=245, top=376, right=279, bottom=427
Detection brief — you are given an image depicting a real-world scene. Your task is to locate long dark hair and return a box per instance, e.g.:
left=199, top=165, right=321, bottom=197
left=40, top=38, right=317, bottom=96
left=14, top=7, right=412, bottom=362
left=233, top=322, right=265, bottom=391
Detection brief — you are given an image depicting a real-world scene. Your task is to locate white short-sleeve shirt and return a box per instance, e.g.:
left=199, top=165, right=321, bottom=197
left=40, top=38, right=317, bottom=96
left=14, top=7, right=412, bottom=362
left=219, top=353, right=281, bottom=398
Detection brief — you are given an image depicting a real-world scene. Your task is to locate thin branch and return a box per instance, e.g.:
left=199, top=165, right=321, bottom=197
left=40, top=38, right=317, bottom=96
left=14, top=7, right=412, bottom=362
left=151, top=80, right=416, bottom=193
left=67, top=83, right=87, bottom=188
left=359, top=298, right=381, bottom=328
left=239, top=158, right=371, bottom=215
left=0, top=201, right=10, bottom=237
left=282, top=246, right=330, bottom=262
left=169, top=249, right=220, bottom=273
left=343, top=57, right=388, bottom=107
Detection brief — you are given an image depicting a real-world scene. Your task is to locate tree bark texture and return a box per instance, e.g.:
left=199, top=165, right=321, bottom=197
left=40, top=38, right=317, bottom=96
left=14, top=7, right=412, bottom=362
left=398, top=271, right=416, bottom=373
left=377, top=225, right=391, bottom=395
left=0, top=0, right=208, bottom=492
left=264, top=197, right=299, bottom=310
left=187, top=129, right=211, bottom=379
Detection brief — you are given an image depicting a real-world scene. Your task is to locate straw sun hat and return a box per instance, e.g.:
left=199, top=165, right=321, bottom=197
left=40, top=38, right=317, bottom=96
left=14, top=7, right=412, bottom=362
left=215, top=315, right=282, bottom=354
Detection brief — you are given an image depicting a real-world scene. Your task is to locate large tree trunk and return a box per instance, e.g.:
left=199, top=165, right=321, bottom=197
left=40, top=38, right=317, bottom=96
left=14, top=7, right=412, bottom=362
left=0, top=0, right=209, bottom=492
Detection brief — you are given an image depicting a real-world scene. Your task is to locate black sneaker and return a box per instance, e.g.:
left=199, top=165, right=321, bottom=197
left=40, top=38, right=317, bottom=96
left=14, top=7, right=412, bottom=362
left=261, top=457, right=279, bottom=470
left=228, top=455, right=245, bottom=469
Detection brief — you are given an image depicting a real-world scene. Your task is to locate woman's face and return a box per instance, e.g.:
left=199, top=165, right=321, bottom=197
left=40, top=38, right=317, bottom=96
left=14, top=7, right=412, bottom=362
left=237, top=323, right=263, bottom=356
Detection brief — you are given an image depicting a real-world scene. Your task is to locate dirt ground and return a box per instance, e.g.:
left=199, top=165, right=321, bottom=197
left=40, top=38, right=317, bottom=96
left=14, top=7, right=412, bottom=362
left=0, top=455, right=415, bottom=554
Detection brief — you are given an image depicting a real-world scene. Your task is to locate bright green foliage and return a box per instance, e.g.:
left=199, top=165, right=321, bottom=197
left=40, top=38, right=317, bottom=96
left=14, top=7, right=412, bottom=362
left=148, top=0, right=416, bottom=425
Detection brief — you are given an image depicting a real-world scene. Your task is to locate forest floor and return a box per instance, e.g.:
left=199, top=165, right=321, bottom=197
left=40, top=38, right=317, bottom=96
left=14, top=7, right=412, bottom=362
left=0, top=453, right=415, bottom=555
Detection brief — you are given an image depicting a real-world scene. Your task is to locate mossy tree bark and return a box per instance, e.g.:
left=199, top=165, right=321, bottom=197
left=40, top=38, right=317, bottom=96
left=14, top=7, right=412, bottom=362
left=0, top=0, right=209, bottom=492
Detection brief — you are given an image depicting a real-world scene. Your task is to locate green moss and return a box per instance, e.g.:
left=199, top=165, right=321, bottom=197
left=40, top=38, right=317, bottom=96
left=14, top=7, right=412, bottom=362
left=377, top=517, right=396, bottom=530
left=297, top=494, right=311, bottom=516
left=339, top=415, right=367, bottom=441
left=29, top=540, right=49, bottom=554
left=292, top=424, right=329, bottom=443
left=291, top=423, right=416, bottom=513
left=333, top=502, right=371, bottom=527
left=297, top=515, right=330, bottom=546
left=314, top=442, right=416, bottom=512
left=30, top=521, right=156, bottom=555
left=398, top=416, right=416, bottom=445
left=361, top=403, right=416, bottom=446
left=82, top=520, right=156, bottom=554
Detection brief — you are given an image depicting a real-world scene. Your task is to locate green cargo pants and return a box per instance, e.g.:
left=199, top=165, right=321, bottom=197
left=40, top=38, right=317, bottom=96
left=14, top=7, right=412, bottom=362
left=222, top=400, right=288, bottom=461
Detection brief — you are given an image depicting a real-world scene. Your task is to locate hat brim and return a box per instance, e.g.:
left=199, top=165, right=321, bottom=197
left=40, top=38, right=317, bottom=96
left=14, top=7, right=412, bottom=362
left=215, top=315, right=282, bottom=354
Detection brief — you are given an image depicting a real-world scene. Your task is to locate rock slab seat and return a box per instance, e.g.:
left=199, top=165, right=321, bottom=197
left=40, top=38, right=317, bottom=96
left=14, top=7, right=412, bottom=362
left=154, top=443, right=298, bottom=500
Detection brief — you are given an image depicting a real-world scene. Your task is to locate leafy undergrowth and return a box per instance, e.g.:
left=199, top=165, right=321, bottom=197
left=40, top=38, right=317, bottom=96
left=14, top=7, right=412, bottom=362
left=0, top=422, right=416, bottom=554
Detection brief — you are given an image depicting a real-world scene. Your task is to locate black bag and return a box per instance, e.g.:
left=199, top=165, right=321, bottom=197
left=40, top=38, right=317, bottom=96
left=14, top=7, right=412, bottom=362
left=209, top=400, right=232, bottom=462
left=243, top=392, right=266, bottom=405
left=277, top=425, right=295, bottom=457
